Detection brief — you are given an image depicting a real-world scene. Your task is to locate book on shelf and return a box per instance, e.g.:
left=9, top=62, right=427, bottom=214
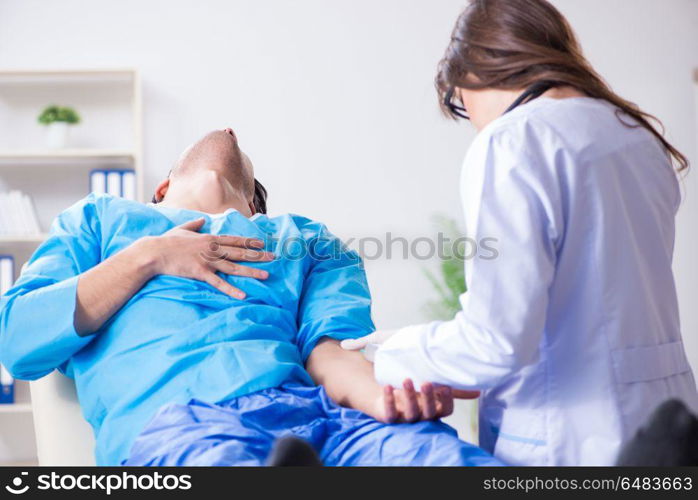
left=0, top=255, right=16, bottom=404
left=0, top=255, right=13, bottom=296
left=0, top=364, right=14, bottom=405
left=0, top=191, right=42, bottom=237
left=90, top=169, right=136, bottom=201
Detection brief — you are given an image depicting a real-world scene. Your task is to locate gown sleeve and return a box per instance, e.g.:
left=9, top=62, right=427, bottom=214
left=294, top=221, right=375, bottom=362
left=374, top=126, right=563, bottom=390
left=0, top=195, right=103, bottom=380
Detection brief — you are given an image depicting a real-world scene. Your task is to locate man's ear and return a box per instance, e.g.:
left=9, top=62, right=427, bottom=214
left=248, top=200, right=257, bottom=216
left=153, top=178, right=170, bottom=203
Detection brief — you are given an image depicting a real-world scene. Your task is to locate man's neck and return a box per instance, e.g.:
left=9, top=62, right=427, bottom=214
left=159, top=197, right=248, bottom=216
left=159, top=171, right=252, bottom=216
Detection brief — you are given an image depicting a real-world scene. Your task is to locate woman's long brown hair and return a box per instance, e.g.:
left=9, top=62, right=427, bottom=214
left=436, top=0, right=689, bottom=173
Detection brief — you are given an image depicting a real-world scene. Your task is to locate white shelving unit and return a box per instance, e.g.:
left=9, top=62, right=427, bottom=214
left=0, top=68, right=143, bottom=464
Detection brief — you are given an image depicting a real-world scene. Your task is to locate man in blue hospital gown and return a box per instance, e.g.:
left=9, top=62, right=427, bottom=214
left=0, top=129, right=501, bottom=466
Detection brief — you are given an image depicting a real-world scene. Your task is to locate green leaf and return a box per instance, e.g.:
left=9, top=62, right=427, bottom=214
left=422, top=214, right=468, bottom=321
left=38, top=105, right=81, bottom=125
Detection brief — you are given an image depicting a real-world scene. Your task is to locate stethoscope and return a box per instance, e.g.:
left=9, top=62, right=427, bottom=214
left=444, top=80, right=558, bottom=120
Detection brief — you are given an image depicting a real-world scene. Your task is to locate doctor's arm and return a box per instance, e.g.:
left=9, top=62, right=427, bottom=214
left=365, top=136, right=561, bottom=391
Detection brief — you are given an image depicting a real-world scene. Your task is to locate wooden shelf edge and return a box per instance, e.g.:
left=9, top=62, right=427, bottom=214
left=0, top=68, right=138, bottom=85
left=0, top=149, right=135, bottom=159
left=0, top=403, right=33, bottom=414
left=0, top=234, right=48, bottom=244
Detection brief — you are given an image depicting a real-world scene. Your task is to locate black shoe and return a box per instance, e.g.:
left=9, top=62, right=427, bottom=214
left=616, top=399, right=698, bottom=466
left=266, top=436, right=323, bottom=466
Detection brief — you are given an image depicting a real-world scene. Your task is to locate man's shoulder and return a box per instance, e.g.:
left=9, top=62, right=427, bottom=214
left=255, top=214, right=354, bottom=259
left=55, top=194, right=153, bottom=231
left=66, top=192, right=136, bottom=211
left=54, top=192, right=106, bottom=221
left=259, top=213, right=361, bottom=265
left=257, top=213, right=333, bottom=237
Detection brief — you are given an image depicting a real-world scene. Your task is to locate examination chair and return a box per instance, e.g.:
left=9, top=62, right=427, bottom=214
left=29, top=372, right=321, bottom=467
left=29, top=371, right=95, bottom=466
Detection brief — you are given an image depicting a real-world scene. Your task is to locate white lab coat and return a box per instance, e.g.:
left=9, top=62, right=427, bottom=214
left=374, top=97, right=698, bottom=466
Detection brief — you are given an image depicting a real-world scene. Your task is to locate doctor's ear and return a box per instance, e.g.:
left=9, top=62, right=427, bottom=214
left=152, top=178, right=170, bottom=203
left=455, top=87, right=471, bottom=106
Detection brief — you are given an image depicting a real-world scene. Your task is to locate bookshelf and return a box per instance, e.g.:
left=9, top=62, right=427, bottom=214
left=0, top=68, right=143, bottom=464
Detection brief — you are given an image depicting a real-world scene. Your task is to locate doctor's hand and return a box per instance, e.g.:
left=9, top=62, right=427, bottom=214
left=340, top=329, right=398, bottom=351
left=138, top=218, right=275, bottom=299
left=370, top=379, right=479, bottom=424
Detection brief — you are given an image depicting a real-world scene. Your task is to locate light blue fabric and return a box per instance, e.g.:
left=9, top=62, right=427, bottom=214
left=0, top=194, right=374, bottom=465
left=124, top=384, right=503, bottom=466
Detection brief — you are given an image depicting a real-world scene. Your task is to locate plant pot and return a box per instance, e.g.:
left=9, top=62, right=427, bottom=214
left=45, top=122, right=70, bottom=149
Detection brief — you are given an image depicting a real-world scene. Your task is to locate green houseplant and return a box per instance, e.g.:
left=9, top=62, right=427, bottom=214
left=423, top=214, right=467, bottom=321
left=38, top=105, right=81, bottom=148
left=422, top=214, right=479, bottom=442
left=38, top=105, right=81, bottom=125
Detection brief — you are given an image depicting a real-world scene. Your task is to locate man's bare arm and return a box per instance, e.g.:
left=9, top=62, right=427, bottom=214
left=74, top=218, right=273, bottom=335
left=74, top=238, right=156, bottom=335
left=306, top=338, right=470, bottom=423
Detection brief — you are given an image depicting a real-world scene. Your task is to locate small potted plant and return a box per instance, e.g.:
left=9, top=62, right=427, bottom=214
left=38, top=105, right=81, bottom=148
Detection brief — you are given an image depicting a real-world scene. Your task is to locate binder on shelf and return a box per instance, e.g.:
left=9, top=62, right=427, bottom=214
left=90, top=169, right=136, bottom=200
left=0, top=191, right=42, bottom=236
left=122, top=170, right=137, bottom=201
left=106, top=171, right=121, bottom=197
left=0, top=256, right=16, bottom=404
left=0, top=255, right=14, bottom=296
left=0, top=364, right=14, bottom=404
left=90, top=170, right=107, bottom=195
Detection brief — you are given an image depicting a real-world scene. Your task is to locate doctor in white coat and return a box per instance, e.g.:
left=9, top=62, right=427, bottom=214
left=343, top=0, right=698, bottom=465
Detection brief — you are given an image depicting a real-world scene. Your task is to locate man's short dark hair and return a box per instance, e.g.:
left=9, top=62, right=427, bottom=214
left=253, top=179, right=268, bottom=215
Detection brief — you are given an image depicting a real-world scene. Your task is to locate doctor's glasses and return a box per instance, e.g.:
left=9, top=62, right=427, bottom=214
left=444, top=87, right=470, bottom=121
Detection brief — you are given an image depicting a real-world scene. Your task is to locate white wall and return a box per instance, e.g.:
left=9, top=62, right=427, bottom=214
left=0, top=0, right=477, bottom=328
left=0, top=0, right=696, bottom=385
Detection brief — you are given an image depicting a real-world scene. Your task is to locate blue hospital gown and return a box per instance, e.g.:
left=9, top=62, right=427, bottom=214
left=0, top=194, right=500, bottom=466
left=124, top=384, right=499, bottom=466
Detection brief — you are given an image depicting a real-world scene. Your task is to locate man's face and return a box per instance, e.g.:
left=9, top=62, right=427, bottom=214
left=153, top=128, right=258, bottom=214
left=181, top=128, right=254, bottom=186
